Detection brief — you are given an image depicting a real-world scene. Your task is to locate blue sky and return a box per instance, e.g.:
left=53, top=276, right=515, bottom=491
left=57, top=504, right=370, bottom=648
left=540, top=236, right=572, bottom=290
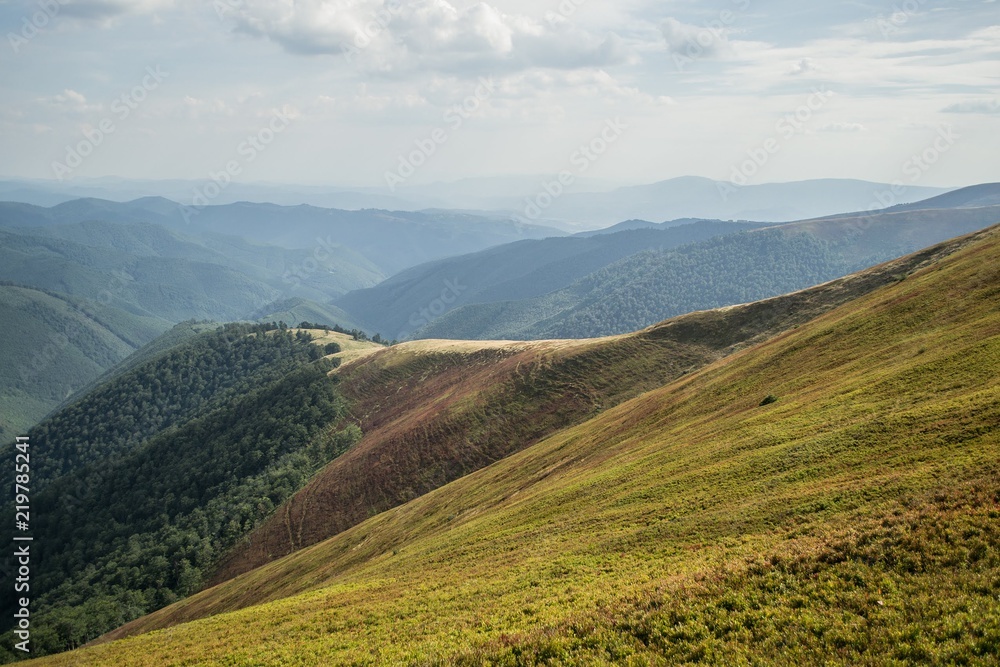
left=0, top=0, right=997, bottom=189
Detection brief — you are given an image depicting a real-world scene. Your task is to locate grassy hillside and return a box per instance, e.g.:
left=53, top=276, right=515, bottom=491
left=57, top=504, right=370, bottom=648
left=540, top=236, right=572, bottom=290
left=336, top=220, right=760, bottom=339
left=421, top=205, right=1000, bottom=340
left=0, top=284, right=168, bottom=437
left=208, top=228, right=990, bottom=584
left=35, top=226, right=1000, bottom=665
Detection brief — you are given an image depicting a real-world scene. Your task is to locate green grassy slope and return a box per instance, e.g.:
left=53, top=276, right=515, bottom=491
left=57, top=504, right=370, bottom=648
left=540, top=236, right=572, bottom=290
left=211, top=229, right=982, bottom=586
left=36, top=225, right=1000, bottom=665
left=0, top=285, right=168, bottom=437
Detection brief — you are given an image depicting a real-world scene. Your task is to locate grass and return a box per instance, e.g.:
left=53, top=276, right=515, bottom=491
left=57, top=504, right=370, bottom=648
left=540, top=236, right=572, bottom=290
left=294, top=329, right=385, bottom=367
left=27, top=227, right=1000, bottom=665
left=211, top=229, right=993, bottom=586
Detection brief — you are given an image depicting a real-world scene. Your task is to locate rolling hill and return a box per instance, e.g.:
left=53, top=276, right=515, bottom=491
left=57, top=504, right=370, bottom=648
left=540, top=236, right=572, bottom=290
left=0, top=218, right=384, bottom=433
left=0, top=198, right=564, bottom=276
left=213, top=227, right=989, bottom=586
left=884, top=181, right=1000, bottom=212
left=0, top=284, right=168, bottom=438
left=0, top=177, right=950, bottom=231
left=335, top=220, right=763, bottom=339
left=0, top=325, right=381, bottom=658
left=29, top=223, right=999, bottom=666
left=415, top=201, right=1000, bottom=340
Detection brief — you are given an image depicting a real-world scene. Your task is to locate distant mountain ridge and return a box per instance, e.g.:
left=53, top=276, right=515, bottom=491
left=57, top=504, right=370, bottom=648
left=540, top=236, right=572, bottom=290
left=399, top=189, right=1000, bottom=340
left=0, top=197, right=565, bottom=275
left=336, top=219, right=761, bottom=339
left=527, top=176, right=951, bottom=228
left=0, top=176, right=952, bottom=231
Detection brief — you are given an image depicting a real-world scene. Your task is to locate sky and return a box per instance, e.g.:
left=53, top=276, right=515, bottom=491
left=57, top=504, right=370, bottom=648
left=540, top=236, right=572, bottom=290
left=0, top=0, right=998, bottom=192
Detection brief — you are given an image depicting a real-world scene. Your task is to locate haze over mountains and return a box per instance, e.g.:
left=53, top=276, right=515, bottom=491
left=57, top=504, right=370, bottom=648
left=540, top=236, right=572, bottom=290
left=0, top=177, right=951, bottom=231
left=6, top=0, right=999, bottom=660
left=2, top=182, right=998, bottom=439
left=1, top=178, right=999, bottom=663
left=337, top=184, right=1000, bottom=340
left=0, top=198, right=556, bottom=434
left=5, top=221, right=998, bottom=664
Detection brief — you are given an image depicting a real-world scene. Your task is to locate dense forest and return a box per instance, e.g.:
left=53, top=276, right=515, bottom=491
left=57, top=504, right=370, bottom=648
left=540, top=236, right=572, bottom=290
left=418, top=229, right=897, bottom=340
left=27, top=323, right=323, bottom=487
left=543, top=230, right=873, bottom=338
left=0, top=324, right=360, bottom=660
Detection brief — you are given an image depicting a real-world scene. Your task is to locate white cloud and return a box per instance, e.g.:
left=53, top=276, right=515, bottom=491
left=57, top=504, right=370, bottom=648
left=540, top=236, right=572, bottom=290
left=819, top=122, right=866, bottom=132
left=942, top=99, right=1000, bottom=114
left=39, top=89, right=101, bottom=115
left=789, top=57, right=820, bottom=75
left=226, top=0, right=630, bottom=74
left=58, top=0, right=175, bottom=21
left=660, top=17, right=733, bottom=60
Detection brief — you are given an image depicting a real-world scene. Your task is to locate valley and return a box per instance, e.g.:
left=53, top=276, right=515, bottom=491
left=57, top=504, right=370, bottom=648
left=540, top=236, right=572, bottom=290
left=6, top=5, right=999, bottom=663
left=21, top=221, right=999, bottom=666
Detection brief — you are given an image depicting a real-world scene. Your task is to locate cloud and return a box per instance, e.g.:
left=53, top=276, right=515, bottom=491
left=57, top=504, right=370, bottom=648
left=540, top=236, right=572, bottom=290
left=177, top=96, right=232, bottom=120
left=789, top=57, right=820, bottom=75
left=58, top=0, right=174, bottom=21
left=941, top=99, right=1000, bottom=114
left=227, top=0, right=630, bottom=74
left=660, top=17, right=732, bottom=60
left=39, top=89, right=101, bottom=115
left=819, top=122, right=866, bottom=132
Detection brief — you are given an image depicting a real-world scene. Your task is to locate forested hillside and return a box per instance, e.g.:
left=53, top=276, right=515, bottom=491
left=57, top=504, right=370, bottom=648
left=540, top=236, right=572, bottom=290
left=43, top=225, right=1000, bottom=667
left=419, top=205, right=1000, bottom=339
left=0, top=325, right=361, bottom=659
left=0, top=216, right=382, bottom=434
left=0, top=284, right=167, bottom=437
left=336, top=220, right=760, bottom=339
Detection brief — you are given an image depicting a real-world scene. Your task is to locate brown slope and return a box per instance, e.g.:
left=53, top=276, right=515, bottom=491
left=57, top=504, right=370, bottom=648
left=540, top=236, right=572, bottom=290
left=207, top=226, right=993, bottom=587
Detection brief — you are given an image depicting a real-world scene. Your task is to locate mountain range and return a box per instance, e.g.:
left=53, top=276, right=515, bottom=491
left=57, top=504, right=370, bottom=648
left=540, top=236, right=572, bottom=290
left=336, top=185, right=1000, bottom=340
left=0, top=199, right=559, bottom=434
left=0, top=176, right=951, bottom=230
left=5, top=220, right=997, bottom=664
